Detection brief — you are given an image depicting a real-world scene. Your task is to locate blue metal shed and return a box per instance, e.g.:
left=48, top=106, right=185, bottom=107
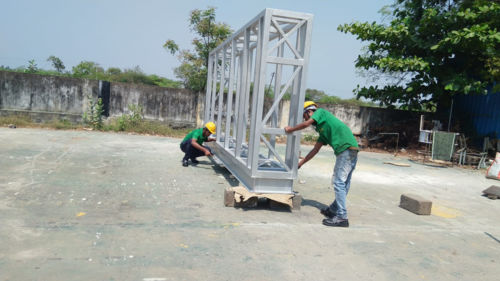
left=453, top=90, right=500, bottom=142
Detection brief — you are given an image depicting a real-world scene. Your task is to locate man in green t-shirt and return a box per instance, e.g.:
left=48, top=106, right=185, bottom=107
left=285, top=101, right=359, bottom=227
left=180, top=122, right=216, bottom=167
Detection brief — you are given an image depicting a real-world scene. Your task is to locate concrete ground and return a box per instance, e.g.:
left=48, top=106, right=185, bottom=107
left=1, top=128, right=499, bottom=281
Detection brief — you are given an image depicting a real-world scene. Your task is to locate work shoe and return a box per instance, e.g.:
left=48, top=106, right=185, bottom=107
left=322, top=216, right=349, bottom=228
left=320, top=207, right=335, bottom=218
left=190, top=158, right=199, bottom=164
left=182, top=159, right=189, bottom=167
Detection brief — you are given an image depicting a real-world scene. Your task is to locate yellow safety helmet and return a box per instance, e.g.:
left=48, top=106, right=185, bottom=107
left=303, top=101, right=318, bottom=111
left=205, top=122, right=216, bottom=134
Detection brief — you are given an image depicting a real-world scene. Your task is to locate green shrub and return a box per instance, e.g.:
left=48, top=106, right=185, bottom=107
left=112, top=104, right=144, bottom=131
left=82, top=96, right=104, bottom=130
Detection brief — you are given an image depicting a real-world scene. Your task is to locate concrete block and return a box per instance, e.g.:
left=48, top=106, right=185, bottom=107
left=292, top=193, right=302, bottom=211
left=483, top=185, right=500, bottom=198
left=399, top=194, right=432, bottom=215
left=224, top=188, right=235, bottom=207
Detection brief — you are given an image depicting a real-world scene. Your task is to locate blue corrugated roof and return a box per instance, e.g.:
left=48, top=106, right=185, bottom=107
left=454, top=90, right=500, bottom=139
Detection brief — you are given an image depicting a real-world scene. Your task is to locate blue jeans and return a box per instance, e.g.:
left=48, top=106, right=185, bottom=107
left=328, top=149, right=358, bottom=220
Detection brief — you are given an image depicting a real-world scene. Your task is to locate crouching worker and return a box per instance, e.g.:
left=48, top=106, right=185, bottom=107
left=180, top=122, right=216, bottom=167
left=285, top=101, right=359, bottom=227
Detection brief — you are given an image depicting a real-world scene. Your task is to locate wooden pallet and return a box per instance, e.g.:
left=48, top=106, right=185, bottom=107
left=224, top=186, right=302, bottom=210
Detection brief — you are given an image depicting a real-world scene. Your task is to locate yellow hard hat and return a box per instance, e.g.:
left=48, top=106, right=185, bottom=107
left=303, top=101, right=318, bottom=109
left=205, top=122, right=216, bottom=134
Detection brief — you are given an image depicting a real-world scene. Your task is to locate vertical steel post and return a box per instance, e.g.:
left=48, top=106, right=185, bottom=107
left=250, top=13, right=271, bottom=176
left=204, top=56, right=214, bottom=123
left=268, top=35, right=284, bottom=158
left=232, top=54, right=242, bottom=155
left=242, top=42, right=254, bottom=165
left=248, top=20, right=262, bottom=172
left=225, top=41, right=236, bottom=149
left=216, top=48, right=226, bottom=141
left=235, top=29, right=249, bottom=160
left=291, top=21, right=313, bottom=177
left=210, top=53, right=218, bottom=122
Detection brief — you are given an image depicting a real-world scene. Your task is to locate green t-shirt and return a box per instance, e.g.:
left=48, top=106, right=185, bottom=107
left=182, top=128, right=207, bottom=145
left=311, top=108, right=358, bottom=155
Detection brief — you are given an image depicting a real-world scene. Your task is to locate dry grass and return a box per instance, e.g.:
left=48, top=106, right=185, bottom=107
left=0, top=115, right=79, bottom=130
left=0, top=115, right=191, bottom=138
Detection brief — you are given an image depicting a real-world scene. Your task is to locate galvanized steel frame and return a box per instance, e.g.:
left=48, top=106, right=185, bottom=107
left=204, top=8, right=313, bottom=194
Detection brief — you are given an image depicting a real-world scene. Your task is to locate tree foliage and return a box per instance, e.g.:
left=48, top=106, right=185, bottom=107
left=338, top=0, right=500, bottom=110
left=164, top=7, right=232, bottom=92
left=1, top=59, right=181, bottom=89
left=47, top=55, right=65, bottom=73
left=70, top=61, right=181, bottom=87
left=304, top=88, right=378, bottom=107
left=305, top=88, right=329, bottom=102
left=72, top=61, right=103, bottom=78
left=26, top=59, right=38, bottom=73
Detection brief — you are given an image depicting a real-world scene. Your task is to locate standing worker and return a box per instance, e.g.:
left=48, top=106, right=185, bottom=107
left=285, top=101, right=359, bottom=227
left=180, top=122, right=216, bottom=167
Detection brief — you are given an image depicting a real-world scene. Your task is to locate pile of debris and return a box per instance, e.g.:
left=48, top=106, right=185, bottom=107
left=361, top=118, right=420, bottom=153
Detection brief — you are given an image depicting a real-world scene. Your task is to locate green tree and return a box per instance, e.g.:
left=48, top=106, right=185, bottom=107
left=318, top=95, right=342, bottom=104
left=305, top=88, right=328, bottom=101
left=118, top=66, right=149, bottom=84
left=164, top=7, right=232, bottom=92
left=338, top=0, right=500, bottom=110
left=72, top=61, right=104, bottom=78
left=26, top=59, right=38, bottom=73
left=148, top=74, right=183, bottom=88
left=106, top=67, right=122, bottom=76
left=47, top=55, right=65, bottom=73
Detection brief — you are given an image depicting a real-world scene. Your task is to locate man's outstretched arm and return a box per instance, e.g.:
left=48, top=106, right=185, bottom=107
left=284, top=118, right=315, bottom=133
left=298, top=141, right=323, bottom=169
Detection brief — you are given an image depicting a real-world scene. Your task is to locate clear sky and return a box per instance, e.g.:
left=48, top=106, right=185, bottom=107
left=0, top=0, right=393, bottom=99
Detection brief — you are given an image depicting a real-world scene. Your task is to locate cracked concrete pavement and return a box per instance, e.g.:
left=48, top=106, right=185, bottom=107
left=1, top=128, right=499, bottom=280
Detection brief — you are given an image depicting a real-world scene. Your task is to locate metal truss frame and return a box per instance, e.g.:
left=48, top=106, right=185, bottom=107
left=204, top=8, right=313, bottom=194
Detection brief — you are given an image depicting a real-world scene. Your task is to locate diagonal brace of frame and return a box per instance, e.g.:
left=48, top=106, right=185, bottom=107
left=260, top=135, right=290, bottom=171
left=268, top=18, right=306, bottom=59
left=261, top=66, right=302, bottom=125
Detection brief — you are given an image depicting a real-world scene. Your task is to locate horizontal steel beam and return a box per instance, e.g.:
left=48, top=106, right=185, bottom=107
left=208, top=141, right=294, bottom=194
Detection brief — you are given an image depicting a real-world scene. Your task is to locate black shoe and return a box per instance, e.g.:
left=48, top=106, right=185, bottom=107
left=320, top=207, right=335, bottom=218
left=322, top=216, right=349, bottom=227
left=182, top=159, right=189, bottom=167
left=190, top=158, right=199, bottom=164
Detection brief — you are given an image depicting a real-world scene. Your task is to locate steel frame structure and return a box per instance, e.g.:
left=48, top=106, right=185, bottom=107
left=204, top=8, right=313, bottom=194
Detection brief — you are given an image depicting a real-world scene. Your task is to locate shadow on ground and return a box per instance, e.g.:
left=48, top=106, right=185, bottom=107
left=301, top=198, right=328, bottom=211
left=209, top=164, right=240, bottom=187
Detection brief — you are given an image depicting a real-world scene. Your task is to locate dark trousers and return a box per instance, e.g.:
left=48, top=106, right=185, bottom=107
left=180, top=140, right=211, bottom=161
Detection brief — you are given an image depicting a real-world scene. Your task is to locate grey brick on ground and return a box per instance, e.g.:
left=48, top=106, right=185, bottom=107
left=400, top=194, right=432, bottom=215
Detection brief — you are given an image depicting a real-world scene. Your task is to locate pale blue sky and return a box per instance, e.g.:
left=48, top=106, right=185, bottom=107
left=0, top=0, right=393, bottom=98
